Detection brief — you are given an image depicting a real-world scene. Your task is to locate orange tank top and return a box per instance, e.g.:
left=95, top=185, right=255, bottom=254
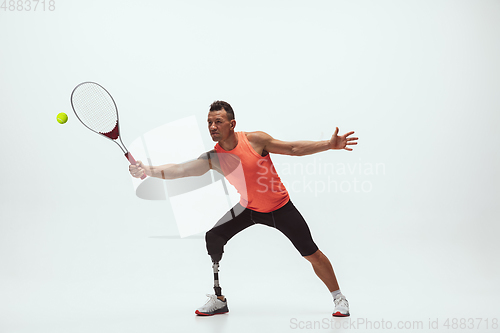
left=214, top=131, right=290, bottom=212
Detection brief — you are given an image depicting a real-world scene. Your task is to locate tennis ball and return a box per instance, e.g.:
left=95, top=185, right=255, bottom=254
left=57, top=113, right=68, bottom=124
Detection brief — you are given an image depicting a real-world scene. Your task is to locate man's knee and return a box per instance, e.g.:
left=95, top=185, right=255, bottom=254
left=303, top=249, right=322, bottom=264
left=205, top=231, right=227, bottom=262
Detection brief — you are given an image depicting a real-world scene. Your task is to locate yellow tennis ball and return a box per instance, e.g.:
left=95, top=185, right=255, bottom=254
left=57, top=112, right=68, bottom=124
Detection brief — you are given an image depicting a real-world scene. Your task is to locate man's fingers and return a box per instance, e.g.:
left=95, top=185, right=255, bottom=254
left=333, top=127, right=339, bottom=136
left=347, top=137, right=358, bottom=141
left=129, top=165, right=143, bottom=178
left=346, top=142, right=357, bottom=145
left=344, top=131, right=355, bottom=137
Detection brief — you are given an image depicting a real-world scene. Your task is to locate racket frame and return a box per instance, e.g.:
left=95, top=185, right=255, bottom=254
left=70, top=81, right=146, bottom=179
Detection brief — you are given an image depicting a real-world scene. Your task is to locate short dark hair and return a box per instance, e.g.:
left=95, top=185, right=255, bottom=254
left=209, top=100, right=235, bottom=121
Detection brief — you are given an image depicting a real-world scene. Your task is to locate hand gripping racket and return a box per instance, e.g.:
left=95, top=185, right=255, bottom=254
left=70, top=81, right=146, bottom=179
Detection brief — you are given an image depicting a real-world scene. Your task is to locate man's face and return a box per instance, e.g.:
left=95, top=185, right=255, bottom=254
left=207, top=109, right=234, bottom=141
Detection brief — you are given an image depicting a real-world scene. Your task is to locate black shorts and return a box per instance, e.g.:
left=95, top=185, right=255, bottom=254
left=207, top=199, right=319, bottom=257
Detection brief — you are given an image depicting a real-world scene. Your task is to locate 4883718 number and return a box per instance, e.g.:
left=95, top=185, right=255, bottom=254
left=1, top=0, right=55, bottom=11
left=443, top=318, right=498, bottom=330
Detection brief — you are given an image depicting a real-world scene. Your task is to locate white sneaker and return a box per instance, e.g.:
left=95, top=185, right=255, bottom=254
left=195, top=294, right=229, bottom=316
left=332, top=294, right=350, bottom=317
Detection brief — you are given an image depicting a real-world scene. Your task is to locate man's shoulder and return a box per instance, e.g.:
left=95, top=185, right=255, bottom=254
left=197, top=149, right=223, bottom=172
left=244, top=131, right=271, bottom=144
left=197, top=149, right=217, bottom=159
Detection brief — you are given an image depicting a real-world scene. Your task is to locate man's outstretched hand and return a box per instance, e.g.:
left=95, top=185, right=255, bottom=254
left=329, top=127, right=358, bottom=151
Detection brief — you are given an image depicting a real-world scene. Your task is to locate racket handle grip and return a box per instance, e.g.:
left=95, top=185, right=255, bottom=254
left=125, top=152, right=147, bottom=180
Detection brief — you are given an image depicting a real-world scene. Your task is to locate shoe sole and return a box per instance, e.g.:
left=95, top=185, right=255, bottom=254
left=195, top=310, right=229, bottom=316
left=332, top=311, right=350, bottom=317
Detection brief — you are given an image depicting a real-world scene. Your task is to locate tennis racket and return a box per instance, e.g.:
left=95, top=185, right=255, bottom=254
left=70, top=81, right=146, bottom=179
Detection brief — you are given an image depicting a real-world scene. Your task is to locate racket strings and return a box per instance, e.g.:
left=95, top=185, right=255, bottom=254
left=72, top=83, right=119, bottom=134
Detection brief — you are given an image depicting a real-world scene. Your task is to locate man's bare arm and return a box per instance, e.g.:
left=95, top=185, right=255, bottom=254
left=129, top=151, right=214, bottom=179
left=248, top=129, right=358, bottom=156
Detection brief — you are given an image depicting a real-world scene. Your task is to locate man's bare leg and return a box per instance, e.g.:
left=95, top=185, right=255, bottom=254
left=304, top=249, right=340, bottom=292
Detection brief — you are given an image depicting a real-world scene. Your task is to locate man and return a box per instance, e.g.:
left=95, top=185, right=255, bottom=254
left=129, top=101, right=358, bottom=317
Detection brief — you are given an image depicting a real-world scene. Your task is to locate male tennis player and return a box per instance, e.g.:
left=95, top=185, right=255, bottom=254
left=129, top=101, right=358, bottom=317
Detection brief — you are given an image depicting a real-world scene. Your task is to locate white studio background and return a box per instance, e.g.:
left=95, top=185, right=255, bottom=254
left=1, top=1, right=499, bottom=332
